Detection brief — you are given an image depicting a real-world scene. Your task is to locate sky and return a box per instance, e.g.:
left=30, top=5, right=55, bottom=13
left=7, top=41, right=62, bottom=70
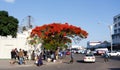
left=0, top=0, right=120, bottom=47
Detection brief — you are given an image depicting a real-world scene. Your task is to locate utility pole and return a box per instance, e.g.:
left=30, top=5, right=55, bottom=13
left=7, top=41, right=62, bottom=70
left=28, top=15, right=32, bottom=29
left=97, top=23, right=114, bottom=52
left=108, top=25, right=113, bottom=52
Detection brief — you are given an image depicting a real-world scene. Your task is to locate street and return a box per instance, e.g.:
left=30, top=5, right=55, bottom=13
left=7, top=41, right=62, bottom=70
left=0, top=54, right=120, bottom=70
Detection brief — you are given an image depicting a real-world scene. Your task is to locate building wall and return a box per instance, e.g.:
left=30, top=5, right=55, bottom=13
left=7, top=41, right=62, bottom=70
left=0, top=30, right=32, bottom=59
left=113, top=14, right=120, bottom=45
left=87, top=41, right=101, bottom=48
left=87, top=41, right=110, bottom=49
left=0, top=36, right=29, bottom=59
left=0, top=29, right=42, bottom=59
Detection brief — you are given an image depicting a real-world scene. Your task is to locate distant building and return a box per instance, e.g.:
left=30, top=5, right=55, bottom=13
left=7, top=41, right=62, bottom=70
left=87, top=41, right=102, bottom=48
left=87, top=41, right=110, bottom=49
left=112, top=14, right=120, bottom=48
left=72, top=45, right=85, bottom=50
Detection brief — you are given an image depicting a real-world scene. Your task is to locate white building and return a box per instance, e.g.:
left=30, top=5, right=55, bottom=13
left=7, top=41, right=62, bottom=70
left=112, top=14, right=120, bottom=45
left=87, top=41, right=110, bottom=49
left=0, top=29, right=40, bottom=59
left=87, top=41, right=102, bottom=48
left=72, top=45, right=85, bottom=50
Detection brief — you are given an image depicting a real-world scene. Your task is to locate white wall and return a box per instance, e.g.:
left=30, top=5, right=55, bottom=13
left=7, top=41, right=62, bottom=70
left=0, top=30, right=32, bottom=59
left=0, top=29, right=42, bottom=59
left=0, top=36, right=29, bottom=59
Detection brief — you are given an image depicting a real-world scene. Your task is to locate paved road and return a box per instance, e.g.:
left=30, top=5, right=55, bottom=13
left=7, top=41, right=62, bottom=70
left=0, top=54, right=120, bottom=70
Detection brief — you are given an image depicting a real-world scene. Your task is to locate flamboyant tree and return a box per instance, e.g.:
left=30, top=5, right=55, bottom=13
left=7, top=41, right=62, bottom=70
left=30, top=23, right=88, bottom=50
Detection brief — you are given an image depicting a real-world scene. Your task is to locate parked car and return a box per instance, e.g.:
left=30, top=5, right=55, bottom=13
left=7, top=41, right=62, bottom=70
left=92, top=51, right=97, bottom=55
left=71, top=48, right=78, bottom=53
left=97, top=50, right=106, bottom=55
left=83, top=54, right=96, bottom=63
left=66, top=51, right=71, bottom=55
left=95, top=48, right=108, bottom=55
left=107, top=51, right=120, bottom=56
left=77, top=50, right=85, bottom=54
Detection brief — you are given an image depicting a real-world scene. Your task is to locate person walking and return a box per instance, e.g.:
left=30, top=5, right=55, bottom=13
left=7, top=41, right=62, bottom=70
left=37, top=53, right=43, bottom=66
left=103, top=52, right=109, bottom=62
left=69, top=52, right=74, bottom=63
left=31, top=50, right=35, bottom=60
left=14, top=48, right=19, bottom=60
left=18, top=49, right=24, bottom=65
left=10, top=49, right=17, bottom=64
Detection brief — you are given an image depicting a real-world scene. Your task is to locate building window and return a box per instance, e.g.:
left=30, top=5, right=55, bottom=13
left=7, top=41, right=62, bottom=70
left=119, top=35, right=120, bottom=38
left=118, top=22, right=120, bottom=26
left=112, top=35, right=115, bottom=39
left=114, top=24, right=117, bottom=28
left=118, top=28, right=120, bottom=33
left=114, top=29, right=117, bottom=34
left=118, top=16, right=120, bottom=20
left=115, top=35, right=117, bottom=39
left=114, top=18, right=117, bottom=22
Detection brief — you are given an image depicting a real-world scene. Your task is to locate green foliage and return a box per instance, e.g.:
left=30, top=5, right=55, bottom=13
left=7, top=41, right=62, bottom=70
left=0, top=11, right=8, bottom=17
left=43, top=42, right=67, bottom=51
left=43, top=43, right=56, bottom=51
left=0, top=10, right=19, bottom=38
left=43, top=39, right=69, bottom=51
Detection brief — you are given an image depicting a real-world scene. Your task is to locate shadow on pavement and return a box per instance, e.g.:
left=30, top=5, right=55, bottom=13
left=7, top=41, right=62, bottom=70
left=109, top=68, right=120, bottom=70
left=76, top=60, right=84, bottom=63
left=109, top=56, right=120, bottom=61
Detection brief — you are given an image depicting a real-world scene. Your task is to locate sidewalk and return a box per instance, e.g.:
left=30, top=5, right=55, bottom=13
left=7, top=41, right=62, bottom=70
left=0, top=55, right=70, bottom=69
left=0, top=59, right=65, bottom=69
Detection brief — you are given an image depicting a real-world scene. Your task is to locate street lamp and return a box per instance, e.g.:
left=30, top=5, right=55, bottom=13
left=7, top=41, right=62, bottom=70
left=108, top=24, right=114, bottom=52
left=98, top=23, right=115, bottom=52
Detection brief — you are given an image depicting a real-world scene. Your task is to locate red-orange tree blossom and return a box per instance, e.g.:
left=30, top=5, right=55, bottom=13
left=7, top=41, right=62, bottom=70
left=30, top=23, right=88, bottom=50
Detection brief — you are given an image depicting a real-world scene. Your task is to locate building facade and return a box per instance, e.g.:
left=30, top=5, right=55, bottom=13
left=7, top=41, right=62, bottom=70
left=87, top=41, right=110, bottom=49
left=0, top=29, right=42, bottom=59
left=112, top=14, right=120, bottom=48
left=0, top=30, right=31, bottom=59
left=87, top=41, right=102, bottom=49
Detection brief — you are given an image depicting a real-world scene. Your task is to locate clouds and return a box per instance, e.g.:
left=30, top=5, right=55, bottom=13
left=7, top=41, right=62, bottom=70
left=4, top=0, right=15, bottom=3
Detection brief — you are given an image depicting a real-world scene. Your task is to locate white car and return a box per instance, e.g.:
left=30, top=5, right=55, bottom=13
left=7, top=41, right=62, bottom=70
left=83, top=54, right=96, bottom=63
left=107, top=51, right=120, bottom=56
